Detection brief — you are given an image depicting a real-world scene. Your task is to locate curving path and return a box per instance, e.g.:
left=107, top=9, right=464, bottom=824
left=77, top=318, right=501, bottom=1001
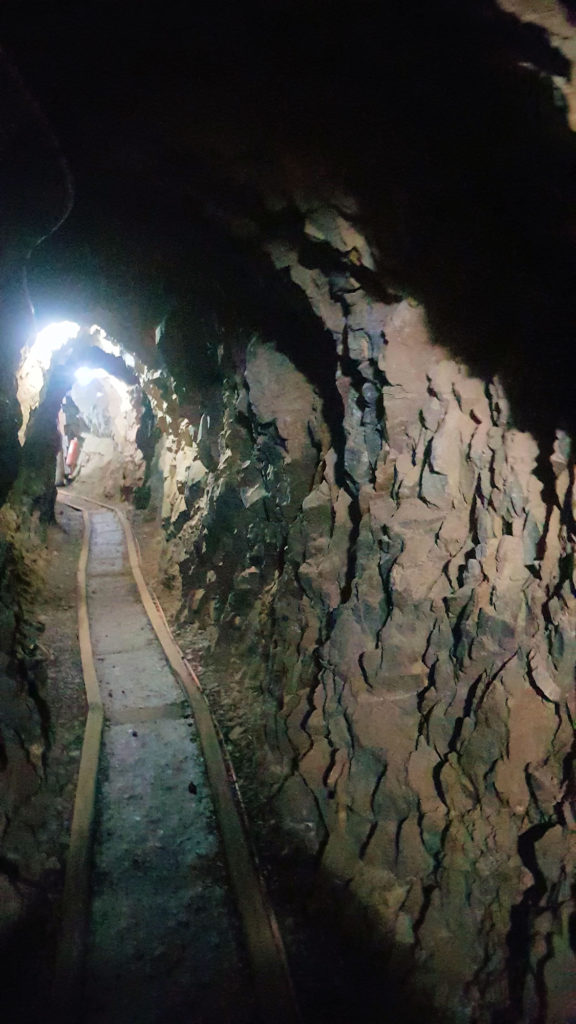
left=52, top=493, right=299, bottom=1024
left=84, top=506, right=255, bottom=1023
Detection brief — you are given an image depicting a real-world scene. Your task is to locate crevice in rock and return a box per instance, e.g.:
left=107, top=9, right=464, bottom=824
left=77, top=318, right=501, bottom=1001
left=443, top=593, right=472, bottom=665
left=369, top=765, right=388, bottom=818
left=359, top=821, right=377, bottom=861
left=339, top=496, right=362, bottom=605
left=358, top=651, right=374, bottom=692
left=506, top=822, right=557, bottom=1020
left=432, top=760, right=448, bottom=809
left=534, top=434, right=561, bottom=563
left=447, top=670, right=486, bottom=754
left=0, top=851, right=21, bottom=882
left=534, top=931, right=554, bottom=1024
left=412, top=883, right=436, bottom=948
left=394, top=816, right=408, bottom=865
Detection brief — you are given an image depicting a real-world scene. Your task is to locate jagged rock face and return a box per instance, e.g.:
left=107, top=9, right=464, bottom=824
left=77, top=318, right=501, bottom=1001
left=0, top=47, right=73, bottom=950
left=152, top=211, right=576, bottom=1021
left=0, top=504, right=54, bottom=941
left=0, top=49, right=71, bottom=504
left=497, top=0, right=576, bottom=125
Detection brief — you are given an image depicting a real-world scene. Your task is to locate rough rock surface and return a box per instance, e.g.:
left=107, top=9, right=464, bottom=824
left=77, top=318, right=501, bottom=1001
left=0, top=52, right=73, bottom=957
left=145, top=211, right=576, bottom=1023
left=1, top=502, right=86, bottom=1021
left=497, top=0, right=576, bottom=127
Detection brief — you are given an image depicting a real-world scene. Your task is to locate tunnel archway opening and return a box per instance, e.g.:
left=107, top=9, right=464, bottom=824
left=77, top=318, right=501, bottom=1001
left=28, top=320, right=80, bottom=362
left=60, top=365, right=145, bottom=503
left=18, top=320, right=81, bottom=441
left=14, top=318, right=147, bottom=518
left=18, top=320, right=138, bottom=436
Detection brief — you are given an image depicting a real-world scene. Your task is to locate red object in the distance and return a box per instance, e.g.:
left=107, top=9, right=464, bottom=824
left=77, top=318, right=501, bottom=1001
left=66, top=437, right=79, bottom=471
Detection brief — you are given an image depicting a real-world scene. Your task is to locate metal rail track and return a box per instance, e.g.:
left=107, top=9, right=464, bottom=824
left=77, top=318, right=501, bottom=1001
left=52, top=492, right=301, bottom=1024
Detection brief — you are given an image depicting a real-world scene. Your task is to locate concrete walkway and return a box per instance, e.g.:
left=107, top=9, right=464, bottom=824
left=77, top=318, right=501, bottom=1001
left=82, top=509, right=255, bottom=1024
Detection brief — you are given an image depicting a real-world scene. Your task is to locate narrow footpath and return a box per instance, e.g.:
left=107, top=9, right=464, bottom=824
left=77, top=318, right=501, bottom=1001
left=76, top=505, right=256, bottom=1024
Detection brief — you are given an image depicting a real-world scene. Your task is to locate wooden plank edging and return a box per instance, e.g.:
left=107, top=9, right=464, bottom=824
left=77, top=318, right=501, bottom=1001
left=116, top=507, right=302, bottom=1024
left=52, top=506, right=104, bottom=1017
left=56, top=492, right=302, bottom=1024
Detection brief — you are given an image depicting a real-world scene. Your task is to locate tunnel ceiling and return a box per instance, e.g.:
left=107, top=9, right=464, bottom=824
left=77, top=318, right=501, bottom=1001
left=1, top=0, right=576, bottom=437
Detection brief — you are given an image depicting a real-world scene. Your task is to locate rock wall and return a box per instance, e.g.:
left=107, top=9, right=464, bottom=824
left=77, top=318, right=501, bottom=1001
left=152, top=211, right=576, bottom=1022
left=0, top=506, right=53, bottom=933
left=0, top=47, right=73, bottom=952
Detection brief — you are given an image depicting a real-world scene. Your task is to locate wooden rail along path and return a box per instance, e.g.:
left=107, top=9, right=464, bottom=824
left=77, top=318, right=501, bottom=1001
left=53, top=491, right=301, bottom=1024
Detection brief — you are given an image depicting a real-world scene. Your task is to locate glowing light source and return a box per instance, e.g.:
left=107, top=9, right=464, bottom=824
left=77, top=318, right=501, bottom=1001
left=74, top=366, right=109, bottom=387
left=31, top=321, right=80, bottom=366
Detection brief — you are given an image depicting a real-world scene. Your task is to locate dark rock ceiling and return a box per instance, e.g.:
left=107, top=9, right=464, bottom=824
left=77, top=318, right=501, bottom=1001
left=1, top=0, right=576, bottom=440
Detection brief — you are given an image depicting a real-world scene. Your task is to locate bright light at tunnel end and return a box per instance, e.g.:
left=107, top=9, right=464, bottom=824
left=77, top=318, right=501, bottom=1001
left=74, top=366, right=109, bottom=386
left=31, top=321, right=80, bottom=365
left=27, top=320, right=137, bottom=386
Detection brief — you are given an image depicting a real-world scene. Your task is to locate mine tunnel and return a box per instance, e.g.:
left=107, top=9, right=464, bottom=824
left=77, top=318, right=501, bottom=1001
left=2, top=2, right=576, bottom=1022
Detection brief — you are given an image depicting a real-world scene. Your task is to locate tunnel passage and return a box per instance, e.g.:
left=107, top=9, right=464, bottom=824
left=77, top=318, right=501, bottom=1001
left=14, top=323, right=144, bottom=517
left=1, top=3, right=576, bottom=1024
left=57, top=367, right=145, bottom=502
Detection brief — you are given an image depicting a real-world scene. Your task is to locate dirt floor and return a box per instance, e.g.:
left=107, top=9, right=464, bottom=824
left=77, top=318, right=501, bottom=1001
left=5, top=486, right=411, bottom=1024
left=6, top=497, right=258, bottom=1024
left=82, top=506, right=255, bottom=1024
left=41, top=492, right=402, bottom=1024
